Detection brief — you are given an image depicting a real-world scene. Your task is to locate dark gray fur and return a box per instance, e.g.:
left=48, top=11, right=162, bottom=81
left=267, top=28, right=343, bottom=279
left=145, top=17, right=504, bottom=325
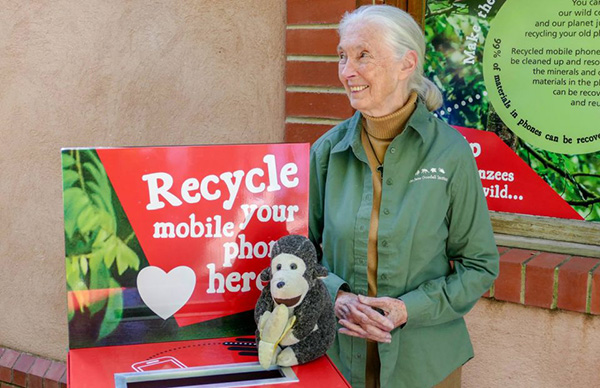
left=254, top=235, right=336, bottom=364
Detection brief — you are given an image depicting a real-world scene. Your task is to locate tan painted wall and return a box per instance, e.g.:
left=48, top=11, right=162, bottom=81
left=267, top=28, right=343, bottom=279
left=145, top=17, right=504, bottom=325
left=0, top=0, right=285, bottom=361
left=465, top=298, right=600, bottom=387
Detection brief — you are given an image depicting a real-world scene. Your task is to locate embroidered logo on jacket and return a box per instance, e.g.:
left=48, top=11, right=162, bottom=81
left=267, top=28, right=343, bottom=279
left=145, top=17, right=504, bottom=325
left=409, top=167, right=448, bottom=183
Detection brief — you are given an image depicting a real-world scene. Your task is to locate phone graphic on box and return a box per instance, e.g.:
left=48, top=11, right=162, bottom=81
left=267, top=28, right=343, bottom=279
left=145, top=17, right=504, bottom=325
left=131, top=356, right=187, bottom=372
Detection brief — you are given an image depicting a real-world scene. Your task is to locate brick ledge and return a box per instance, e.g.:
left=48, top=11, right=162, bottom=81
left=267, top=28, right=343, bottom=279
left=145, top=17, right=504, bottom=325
left=485, top=247, right=600, bottom=314
left=0, top=347, right=65, bottom=388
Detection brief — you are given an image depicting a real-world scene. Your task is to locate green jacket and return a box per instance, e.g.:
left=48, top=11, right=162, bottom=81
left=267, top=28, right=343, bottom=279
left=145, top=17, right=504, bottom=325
left=309, top=101, right=499, bottom=388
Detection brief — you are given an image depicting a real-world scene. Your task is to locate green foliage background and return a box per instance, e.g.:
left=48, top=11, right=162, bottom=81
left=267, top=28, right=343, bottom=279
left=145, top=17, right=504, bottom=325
left=62, top=149, right=145, bottom=343
left=424, top=0, right=600, bottom=221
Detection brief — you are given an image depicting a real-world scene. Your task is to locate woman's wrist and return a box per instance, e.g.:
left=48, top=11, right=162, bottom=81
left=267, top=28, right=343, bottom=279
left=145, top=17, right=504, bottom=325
left=395, top=299, right=408, bottom=328
left=336, top=289, right=350, bottom=301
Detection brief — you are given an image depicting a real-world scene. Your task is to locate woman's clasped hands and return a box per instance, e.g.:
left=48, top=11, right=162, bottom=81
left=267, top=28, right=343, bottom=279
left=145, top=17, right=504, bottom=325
left=335, top=290, right=408, bottom=344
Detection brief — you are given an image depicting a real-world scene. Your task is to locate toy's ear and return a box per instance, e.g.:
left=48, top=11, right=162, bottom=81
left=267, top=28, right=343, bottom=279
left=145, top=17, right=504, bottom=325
left=314, top=264, right=328, bottom=279
left=260, top=266, right=272, bottom=282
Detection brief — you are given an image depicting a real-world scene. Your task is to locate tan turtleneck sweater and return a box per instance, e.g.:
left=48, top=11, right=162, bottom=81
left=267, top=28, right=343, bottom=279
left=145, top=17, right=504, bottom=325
left=361, top=91, right=418, bottom=388
left=361, top=91, right=417, bottom=298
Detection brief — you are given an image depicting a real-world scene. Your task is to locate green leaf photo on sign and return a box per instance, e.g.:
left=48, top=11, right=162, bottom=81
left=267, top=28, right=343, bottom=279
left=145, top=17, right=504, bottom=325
left=62, top=149, right=145, bottom=346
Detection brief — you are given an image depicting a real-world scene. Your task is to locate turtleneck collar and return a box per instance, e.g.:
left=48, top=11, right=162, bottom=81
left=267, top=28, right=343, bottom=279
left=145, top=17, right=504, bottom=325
left=362, top=92, right=418, bottom=140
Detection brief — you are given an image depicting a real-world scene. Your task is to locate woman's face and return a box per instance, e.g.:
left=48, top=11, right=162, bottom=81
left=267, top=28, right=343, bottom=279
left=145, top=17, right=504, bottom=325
left=337, top=23, right=416, bottom=117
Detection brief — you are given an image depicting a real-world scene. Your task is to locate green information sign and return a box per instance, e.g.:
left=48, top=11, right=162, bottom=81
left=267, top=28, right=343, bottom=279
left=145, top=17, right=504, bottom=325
left=483, top=0, right=600, bottom=154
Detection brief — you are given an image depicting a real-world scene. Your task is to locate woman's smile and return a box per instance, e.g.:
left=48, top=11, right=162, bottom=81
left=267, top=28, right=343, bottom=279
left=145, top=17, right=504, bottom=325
left=350, top=85, right=369, bottom=93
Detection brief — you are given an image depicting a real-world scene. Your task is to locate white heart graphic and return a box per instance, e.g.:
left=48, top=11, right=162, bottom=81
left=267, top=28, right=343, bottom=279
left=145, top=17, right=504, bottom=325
left=137, top=266, right=196, bottom=320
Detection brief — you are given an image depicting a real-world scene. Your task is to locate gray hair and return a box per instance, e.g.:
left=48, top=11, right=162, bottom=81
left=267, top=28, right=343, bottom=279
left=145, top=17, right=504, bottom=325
left=339, top=5, right=443, bottom=111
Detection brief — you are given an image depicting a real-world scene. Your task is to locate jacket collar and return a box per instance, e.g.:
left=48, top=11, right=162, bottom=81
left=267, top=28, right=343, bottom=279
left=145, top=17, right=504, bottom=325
left=331, top=99, right=434, bottom=157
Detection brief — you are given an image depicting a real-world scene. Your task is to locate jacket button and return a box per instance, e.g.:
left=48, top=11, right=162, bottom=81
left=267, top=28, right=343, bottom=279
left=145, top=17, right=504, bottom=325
left=390, top=147, right=396, bottom=154
left=381, top=240, right=388, bottom=247
left=381, top=274, right=388, bottom=280
left=386, top=178, right=393, bottom=185
left=383, top=208, right=390, bottom=215
left=359, top=225, right=365, bottom=232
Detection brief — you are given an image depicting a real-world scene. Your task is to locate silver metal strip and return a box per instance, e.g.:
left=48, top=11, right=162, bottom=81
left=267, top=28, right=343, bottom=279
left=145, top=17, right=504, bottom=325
left=114, top=361, right=298, bottom=388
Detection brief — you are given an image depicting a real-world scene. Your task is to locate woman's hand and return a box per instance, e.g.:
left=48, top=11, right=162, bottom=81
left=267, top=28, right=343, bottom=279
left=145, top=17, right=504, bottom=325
left=357, top=294, right=408, bottom=329
left=335, top=290, right=395, bottom=343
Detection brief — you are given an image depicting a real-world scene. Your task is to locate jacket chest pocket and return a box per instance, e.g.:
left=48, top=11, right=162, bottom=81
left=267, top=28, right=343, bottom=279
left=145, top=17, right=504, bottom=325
left=396, top=179, right=451, bottom=246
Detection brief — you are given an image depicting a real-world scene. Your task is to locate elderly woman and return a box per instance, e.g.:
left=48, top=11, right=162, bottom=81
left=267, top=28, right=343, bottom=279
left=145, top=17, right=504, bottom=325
left=308, top=5, right=499, bottom=388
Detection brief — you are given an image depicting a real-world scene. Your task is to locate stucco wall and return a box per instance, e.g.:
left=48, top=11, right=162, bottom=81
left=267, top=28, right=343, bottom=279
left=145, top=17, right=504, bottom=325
left=464, top=298, right=600, bottom=387
left=0, top=0, right=285, bottom=362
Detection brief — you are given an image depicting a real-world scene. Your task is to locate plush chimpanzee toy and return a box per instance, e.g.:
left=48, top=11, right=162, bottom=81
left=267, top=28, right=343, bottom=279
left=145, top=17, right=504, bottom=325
left=254, top=235, right=336, bottom=369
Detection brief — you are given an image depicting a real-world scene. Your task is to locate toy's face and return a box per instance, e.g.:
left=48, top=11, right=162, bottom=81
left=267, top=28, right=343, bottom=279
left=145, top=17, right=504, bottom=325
left=270, top=253, right=309, bottom=308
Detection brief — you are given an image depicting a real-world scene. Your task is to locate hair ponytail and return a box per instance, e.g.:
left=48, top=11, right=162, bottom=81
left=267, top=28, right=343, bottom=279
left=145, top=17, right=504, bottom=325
left=416, top=77, right=443, bottom=111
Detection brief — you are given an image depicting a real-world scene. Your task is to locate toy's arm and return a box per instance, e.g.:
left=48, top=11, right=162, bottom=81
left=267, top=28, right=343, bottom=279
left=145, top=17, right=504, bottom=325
left=290, top=285, right=326, bottom=340
left=254, top=288, right=274, bottom=324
